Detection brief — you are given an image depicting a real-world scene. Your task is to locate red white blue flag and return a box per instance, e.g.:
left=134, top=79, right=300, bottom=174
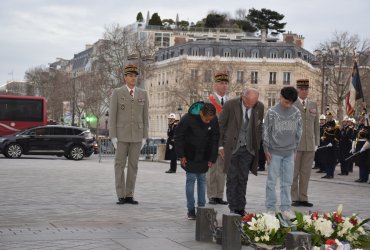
left=345, top=61, right=364, bottom=116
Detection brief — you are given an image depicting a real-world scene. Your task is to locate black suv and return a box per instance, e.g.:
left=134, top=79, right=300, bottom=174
left=0, top=125, right=94, bottom=160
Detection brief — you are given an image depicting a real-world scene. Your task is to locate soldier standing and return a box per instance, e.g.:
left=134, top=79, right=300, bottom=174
left=338, top=117, right=354, bottom=175
left=165, top=113, right=178, bottom=173
left=353, top=112, right=370, bottom=183
left=321, top=111, right=340, bottom=179
left=207, top=71, right=229, bottom=205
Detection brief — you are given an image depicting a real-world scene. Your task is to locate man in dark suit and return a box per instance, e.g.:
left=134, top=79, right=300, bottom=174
left=218, top=88, right=264, bottom=216
left=109, top=64, right=149, bottom=205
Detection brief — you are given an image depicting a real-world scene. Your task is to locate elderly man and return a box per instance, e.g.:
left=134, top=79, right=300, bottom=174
left=218, top=88, right=264, bottom=216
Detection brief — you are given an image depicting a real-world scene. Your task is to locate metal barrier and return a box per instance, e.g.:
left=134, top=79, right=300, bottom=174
left=98, top=138, right=116, bottom=162
left=97, top=138, right=166, bottom=162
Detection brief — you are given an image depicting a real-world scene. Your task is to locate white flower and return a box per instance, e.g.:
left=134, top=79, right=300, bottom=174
left=313, top=218, right=334, bottom=238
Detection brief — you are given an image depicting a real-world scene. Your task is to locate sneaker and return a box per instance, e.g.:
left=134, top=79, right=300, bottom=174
left=282, top=210, right=296, bottom=220
left=187, top=209, right=196, bottom=220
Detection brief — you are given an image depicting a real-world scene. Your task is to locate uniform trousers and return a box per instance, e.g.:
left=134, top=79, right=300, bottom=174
left=291, top=151, right=315, bottom=202
left=206, top=156, right=226, bottom=199
left=114, top=141, right=142, bottom=198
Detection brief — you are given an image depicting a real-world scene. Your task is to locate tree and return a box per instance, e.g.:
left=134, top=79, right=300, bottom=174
left=246, top=8, right=286, bottom=37
left=149, top=13, right=162, bottom=26
left=136, top=12, right=144, bottom=22
left=204, top=12, right=226, bottom=28
left=314, top=31, right=370, bottom=120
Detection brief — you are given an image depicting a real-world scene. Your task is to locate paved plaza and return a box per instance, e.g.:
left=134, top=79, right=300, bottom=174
left=0, top=154, right=369, bottom=250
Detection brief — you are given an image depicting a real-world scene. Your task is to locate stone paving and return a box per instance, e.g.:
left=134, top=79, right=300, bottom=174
left=0, top=154, right=369, bottom=250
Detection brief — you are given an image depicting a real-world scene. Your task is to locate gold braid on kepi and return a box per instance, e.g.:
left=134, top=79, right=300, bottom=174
left=124, top=64, right=139, bottom=75
left=296, top=79, right=309, bottom=88
left=214, top=72, right=229, bottom=82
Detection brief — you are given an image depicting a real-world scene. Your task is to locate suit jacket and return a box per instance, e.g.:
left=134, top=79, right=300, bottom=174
left=294, top=99, right=320, bottom=151
left=218, top=97, right=264, bottom=175
left=109, top=86, right=149, bottom=142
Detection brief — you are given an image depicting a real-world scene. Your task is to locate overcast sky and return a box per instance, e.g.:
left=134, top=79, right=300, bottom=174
left=0, top=0, right=369, bottom=86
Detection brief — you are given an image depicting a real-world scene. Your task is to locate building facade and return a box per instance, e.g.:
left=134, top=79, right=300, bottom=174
left=146, top=38, right=320, bottom=138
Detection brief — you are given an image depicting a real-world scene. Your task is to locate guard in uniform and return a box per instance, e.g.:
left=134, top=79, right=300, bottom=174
left=338, top=117, right=354, bottom=175
left=354, top=112, right=370, bottom=183
left=165, top=113, right=178, bottom=173
left=315, top=114, right=326, bottom=173
left=321, top=111, right=340, bottom=178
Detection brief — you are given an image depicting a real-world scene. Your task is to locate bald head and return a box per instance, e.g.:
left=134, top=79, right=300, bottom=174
left=242, top=88, right=259, bottom=108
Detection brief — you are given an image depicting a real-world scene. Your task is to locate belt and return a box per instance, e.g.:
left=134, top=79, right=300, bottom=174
left=240, top=145, right=247, bottom=148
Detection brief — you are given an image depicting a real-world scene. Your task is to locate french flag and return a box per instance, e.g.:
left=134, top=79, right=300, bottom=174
left=345, top=61, right=364, bottom=116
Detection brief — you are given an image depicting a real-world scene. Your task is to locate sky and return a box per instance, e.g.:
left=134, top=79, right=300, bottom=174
left=0, top=0, right=369, bottom=86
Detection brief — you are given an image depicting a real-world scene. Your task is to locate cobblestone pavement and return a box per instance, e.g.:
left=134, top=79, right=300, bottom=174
left=0, top=154, right=369, bottom=250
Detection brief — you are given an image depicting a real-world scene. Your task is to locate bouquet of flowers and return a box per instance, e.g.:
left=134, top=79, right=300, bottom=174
left=293, top=205, right=370, bottom=248
left=242, top=212, right=291, bottom=246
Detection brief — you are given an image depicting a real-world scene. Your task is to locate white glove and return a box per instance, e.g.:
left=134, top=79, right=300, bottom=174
left=360, top=141, right=370, bottom=152
left=142, top=138, right=147, bottom=147
left=327, top=143, right=332, bottom=147
left=314, top=145, right=318, bottom=151
left=169, top=144, right=173, bottom=150
left=111, top=137, right=117, bottom=149
left=349, top=148, right=355, bottom=154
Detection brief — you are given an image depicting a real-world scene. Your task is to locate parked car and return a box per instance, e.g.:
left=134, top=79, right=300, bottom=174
left=140, top=138, right=166, bottom=155
left=0, top=125, right=95, bottom=160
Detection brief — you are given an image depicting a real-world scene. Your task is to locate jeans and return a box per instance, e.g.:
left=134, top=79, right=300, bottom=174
left=265, top=153, right=294, bottom=212
left=186, top=172, right=206, bottom=210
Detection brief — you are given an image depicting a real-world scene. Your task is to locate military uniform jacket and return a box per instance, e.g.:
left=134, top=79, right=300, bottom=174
left=109, top=86, right=149, bottom=142
left=294, top=99, right=320, bottom=151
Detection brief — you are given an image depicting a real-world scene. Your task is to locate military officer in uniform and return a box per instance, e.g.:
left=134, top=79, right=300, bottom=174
left=338, top=117, right=354, bottom=175
left=314, top=114, right=326, bottom=173
left=321, top=111, right=340, bottom=179
left=165, top=113, right=178, bottom=173
left=353, top=112, right=370, bottom=183
left=291, top=79, right=320, bottom=207
left=207, top=71, right=229, bottom=205
left=109, top=64, right=149, bottom=205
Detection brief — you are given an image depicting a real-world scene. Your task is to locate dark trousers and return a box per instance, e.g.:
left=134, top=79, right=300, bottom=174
left=226, top=147, right=254, bottom=211
left=169, top=158, right=177, bottom=172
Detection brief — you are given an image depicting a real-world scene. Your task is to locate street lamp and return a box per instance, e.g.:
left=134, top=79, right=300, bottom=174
left=313, top=49, right=334, bottom=114
left=177, top=104, right=183, bottom=119
left=71, top=72, right=77, bottom=126
left=105, top=111, right=109, bottom=131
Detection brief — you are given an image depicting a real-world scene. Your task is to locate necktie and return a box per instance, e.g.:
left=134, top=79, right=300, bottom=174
left=221, top=97, right=224, bottom=106
left=245, top=108, right=249, bottom=125
left=302, top=100, right=306, bottom=111
left=130, top=89, right=133, bottom=97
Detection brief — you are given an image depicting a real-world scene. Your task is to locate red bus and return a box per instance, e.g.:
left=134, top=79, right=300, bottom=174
left=0, top=95, right=47, bottom=136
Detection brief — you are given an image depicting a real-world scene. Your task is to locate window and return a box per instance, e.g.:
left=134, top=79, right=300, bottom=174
left=223, top=48, right=231, bottom=57
left=269, top=72, right=277, bottom=84
left=267, top=92, right=277, bottom=108
left=205, top=47, right=213, bottom=57
left=284, top=50, right=292, bottom=58
left=283, top=72, right=291, bottom=85
left=191, top=69, right=198, bottom=80
left=251, top=71, right=258, bottom=84
left=237, top=49, right=245, bottom=57
left=251, top=49, right=259, bottom=58
left=236, top=71, right=244, bottom=83
left=269, top=49, right=278, bottom=58
left=191, top=47, right=199, bottom=56
left=204, top=70, right=212, bottom=83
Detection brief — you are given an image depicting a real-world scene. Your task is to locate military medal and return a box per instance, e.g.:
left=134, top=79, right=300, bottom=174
left=120, top=104, right=125, bottom=110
